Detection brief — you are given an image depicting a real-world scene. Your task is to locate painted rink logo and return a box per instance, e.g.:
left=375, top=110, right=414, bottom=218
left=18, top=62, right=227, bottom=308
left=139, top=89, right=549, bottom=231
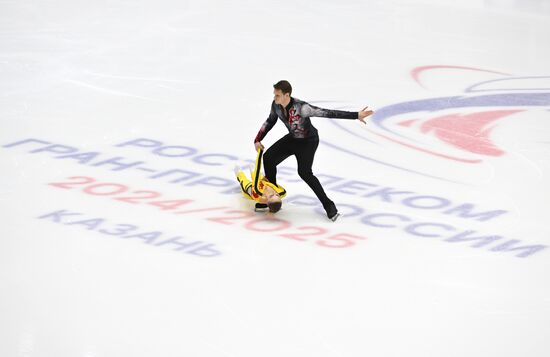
left=327, top=65, right=550, bottom=182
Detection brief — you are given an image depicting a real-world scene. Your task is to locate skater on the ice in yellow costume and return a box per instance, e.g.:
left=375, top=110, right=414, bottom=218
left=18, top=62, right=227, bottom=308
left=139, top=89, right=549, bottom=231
left=234, top=148, right=286, bottom=213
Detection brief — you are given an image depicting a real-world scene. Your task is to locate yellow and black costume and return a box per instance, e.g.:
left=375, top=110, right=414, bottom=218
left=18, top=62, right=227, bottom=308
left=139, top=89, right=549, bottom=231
left=236, top=148, right=286, bottom=203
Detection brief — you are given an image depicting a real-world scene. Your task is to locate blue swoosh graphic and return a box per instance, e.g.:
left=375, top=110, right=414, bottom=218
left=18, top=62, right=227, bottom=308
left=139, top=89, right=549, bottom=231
left=370, top=92, right=550, bottom=140
left=322, top=91, right=550, bottom=184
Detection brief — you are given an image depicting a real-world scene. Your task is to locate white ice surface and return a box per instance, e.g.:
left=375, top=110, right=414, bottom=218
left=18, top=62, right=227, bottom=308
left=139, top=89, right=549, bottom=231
left=1, top=1, right=550, bottom=356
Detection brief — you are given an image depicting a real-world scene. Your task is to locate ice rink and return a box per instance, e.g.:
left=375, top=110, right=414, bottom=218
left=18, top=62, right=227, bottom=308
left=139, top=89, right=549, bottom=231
left=2, top=0, right=550, bottom=356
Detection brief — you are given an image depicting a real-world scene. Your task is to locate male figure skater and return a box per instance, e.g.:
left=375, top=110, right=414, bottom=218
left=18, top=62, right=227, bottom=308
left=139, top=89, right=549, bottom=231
left=254, top=80, right=373, bottom=221
left=235, top=148, right=287, bottom=213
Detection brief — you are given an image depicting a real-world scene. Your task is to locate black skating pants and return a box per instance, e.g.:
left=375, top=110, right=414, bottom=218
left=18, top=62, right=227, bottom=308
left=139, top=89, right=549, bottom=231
left=263, top=134, right=333, bottom=208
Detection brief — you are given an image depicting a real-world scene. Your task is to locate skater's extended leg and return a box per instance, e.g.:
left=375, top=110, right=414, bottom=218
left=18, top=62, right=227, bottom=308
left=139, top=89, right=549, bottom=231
left=295, top=137, right=339, bottom=220
left=235, top=169, right=253, bottom=199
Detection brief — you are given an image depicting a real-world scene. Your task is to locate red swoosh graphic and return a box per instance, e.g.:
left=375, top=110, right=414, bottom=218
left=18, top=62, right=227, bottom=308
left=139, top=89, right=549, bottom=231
left=411, top=65, right=510, bottom=89
left=420, top=110, right=522, bottom=156
left=367, top=128, right=482, bottom=163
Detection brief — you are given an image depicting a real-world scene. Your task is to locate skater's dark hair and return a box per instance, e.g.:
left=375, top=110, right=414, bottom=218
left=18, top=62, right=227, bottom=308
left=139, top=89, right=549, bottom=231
left=268, top=200, right=282, bottom=213
left=273, top=80, right=292, bottom=95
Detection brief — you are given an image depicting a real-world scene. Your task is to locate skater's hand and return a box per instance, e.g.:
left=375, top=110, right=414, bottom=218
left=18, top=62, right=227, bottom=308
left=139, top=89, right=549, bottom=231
left=255, top=141, right=264, bottom=152
left=358, top=106, right=373, bottom=124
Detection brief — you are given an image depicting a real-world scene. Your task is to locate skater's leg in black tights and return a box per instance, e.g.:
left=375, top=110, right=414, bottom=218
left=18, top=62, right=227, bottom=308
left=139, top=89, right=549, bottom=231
left=263, top=134, right=294, bottom=186
left=294, top=137, right=333, bottom=207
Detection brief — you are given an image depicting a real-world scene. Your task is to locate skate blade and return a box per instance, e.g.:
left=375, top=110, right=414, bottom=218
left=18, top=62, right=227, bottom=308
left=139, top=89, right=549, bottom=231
left=330, top=213, right=341, bottom=222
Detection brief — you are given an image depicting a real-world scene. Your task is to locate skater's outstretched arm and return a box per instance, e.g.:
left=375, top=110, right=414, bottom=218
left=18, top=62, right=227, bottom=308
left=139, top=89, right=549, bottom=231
left=250, top=148, right=286, bottom=199
left=252, top=147, right=264, bottom=196
left=301, top=103, right=373, bottom=124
